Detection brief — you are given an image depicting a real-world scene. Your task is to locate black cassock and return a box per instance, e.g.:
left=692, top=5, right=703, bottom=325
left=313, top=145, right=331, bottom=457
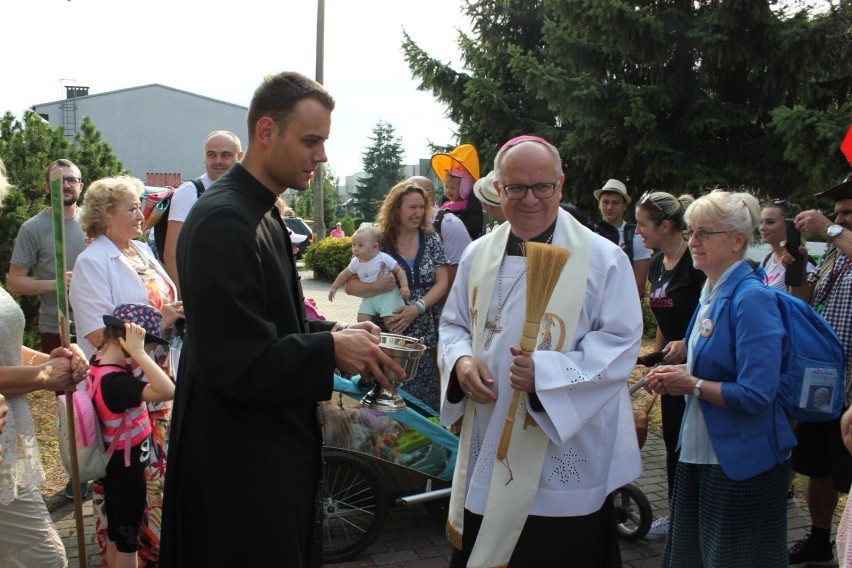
left=160, top=164, right=335, bottom=567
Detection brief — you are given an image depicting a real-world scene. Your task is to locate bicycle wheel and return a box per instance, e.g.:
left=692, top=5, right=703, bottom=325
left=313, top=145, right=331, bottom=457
left=321, top=450, right=389, bottom=563
left=612, top=483, right=652, bottom=541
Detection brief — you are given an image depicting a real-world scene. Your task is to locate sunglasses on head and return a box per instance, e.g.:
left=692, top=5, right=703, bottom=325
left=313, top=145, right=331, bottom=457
left=639, top=191, right=668, bottom=219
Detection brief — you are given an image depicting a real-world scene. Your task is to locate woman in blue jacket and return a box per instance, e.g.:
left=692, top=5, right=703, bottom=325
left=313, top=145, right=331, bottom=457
left=646, top=190, right=796, bottom=567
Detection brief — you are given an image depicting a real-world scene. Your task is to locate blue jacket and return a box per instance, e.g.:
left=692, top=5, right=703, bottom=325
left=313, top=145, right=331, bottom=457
left=686, top=262, right=796, bottom=481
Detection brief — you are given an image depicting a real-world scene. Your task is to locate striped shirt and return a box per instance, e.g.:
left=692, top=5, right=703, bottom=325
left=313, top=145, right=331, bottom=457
left=809, top=246, right=852, bottom=404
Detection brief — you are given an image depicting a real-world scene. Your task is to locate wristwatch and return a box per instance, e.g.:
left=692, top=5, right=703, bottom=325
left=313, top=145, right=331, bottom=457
left=827, top=224, right=844, bottom=240
left=693, top=379, right=704, bottom=398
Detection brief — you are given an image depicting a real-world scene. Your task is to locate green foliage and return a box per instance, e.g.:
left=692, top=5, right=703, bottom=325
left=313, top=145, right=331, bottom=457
left=0, top=110, right=126, bottom=343
left=293, top=188, right=313, bottom=218
left=292, top=166, right=340, bottom=234
left=74, top=117, right=127, bottom=183
left=641, top=283, right=657, bottom=342
left=403, top=0, right=852, bottom=210
left=355, top=121, right=404, bottom=222
left=304, top=236, right=353, bottom=280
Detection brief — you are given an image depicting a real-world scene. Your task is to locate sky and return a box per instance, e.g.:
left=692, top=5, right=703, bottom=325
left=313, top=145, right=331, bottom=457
left=3, top=0, right=472, bottom=179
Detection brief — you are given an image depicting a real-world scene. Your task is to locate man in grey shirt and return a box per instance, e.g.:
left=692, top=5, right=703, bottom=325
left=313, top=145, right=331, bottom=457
left=8, top=158, right=87, bottom=356
left=7, top=158, right=88, bottom=499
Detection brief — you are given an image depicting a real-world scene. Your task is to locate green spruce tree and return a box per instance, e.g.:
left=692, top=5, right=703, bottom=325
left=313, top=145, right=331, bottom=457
left=0, top=110, right=126, bottom=343
left=355, top=121, right=404, bottom=222
left=403, top=0, right=852, bottom=210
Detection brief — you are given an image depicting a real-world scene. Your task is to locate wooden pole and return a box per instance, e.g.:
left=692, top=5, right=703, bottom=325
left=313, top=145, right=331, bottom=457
left=49, top=168, right=88, bottom=567
left=312, top=0, right=326, bottom=240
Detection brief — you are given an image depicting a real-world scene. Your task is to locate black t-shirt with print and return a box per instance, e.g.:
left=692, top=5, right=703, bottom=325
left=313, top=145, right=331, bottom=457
left=648, top=250, right=706, bottom=343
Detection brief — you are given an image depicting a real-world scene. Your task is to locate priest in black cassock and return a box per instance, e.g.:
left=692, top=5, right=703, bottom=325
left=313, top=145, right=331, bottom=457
left=159, top=72, right=404, bottom=568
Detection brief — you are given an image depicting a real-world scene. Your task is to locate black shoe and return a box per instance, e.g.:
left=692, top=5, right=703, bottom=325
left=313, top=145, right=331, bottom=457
left=788, top=532, right=836, bottom=567
left=64, top=481, right=89, bottom=500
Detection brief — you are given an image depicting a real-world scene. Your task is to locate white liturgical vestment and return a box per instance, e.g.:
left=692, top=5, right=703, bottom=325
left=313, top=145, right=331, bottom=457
left=439, top=209, right=643, bottom=564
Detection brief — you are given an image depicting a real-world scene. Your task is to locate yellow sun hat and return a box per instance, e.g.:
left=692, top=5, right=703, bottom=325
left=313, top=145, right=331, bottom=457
left=430, top=144, right=480, bottom=183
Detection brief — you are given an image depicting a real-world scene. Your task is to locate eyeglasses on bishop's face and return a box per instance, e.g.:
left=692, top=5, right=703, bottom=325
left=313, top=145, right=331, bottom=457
left=499, top=181, right=559, bottom=200
left=62, top=176, right=82, bottom=186
left=639, top=191, right=668, bottom=219
left=681, top=229, right=728, bottom=242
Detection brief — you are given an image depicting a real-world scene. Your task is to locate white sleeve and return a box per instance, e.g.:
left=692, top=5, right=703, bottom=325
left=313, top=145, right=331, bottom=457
left=440, top=214, right=472, bottom=264
left=69, top=250, right=116, bottom=357
left=378, top=252, right=398, bottom=271
left=528, top=241, right=643, bottom=445
left=168, top=181, right=198, bottom=223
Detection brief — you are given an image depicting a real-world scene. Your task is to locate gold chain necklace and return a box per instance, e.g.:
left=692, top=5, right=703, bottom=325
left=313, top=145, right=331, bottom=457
left=658, top=240, right=686, bottom=281
left=397, top=234, right=419, bottom=260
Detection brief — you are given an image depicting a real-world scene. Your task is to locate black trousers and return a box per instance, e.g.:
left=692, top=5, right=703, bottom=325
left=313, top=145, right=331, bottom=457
left=449, top=494, right=621, bottom=568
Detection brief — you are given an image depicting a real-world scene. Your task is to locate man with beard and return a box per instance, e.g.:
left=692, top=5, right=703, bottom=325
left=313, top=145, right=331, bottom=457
left=7, top=158, right=88, bottom=499
left=8, top=159, right=87, bottom=356
left=787, top=173, right=852, bottom=567
left=160, top=71, right=403, bottom=568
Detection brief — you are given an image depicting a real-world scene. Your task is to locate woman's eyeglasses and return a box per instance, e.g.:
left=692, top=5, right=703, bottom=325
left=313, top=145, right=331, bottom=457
left=639, top=191, right=668, bottom=219
left=682, top=229, right=727, bottom=242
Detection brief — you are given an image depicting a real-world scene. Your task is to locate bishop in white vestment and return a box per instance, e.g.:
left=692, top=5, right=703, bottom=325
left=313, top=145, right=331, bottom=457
left=439, top=136, right=643, bottom=568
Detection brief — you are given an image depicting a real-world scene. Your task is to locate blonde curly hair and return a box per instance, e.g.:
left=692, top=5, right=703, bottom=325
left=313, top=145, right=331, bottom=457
left=81, top=176, right=144, bottom=238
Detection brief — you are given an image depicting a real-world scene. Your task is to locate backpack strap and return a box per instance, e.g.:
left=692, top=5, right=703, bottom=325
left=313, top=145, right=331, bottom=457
left=593, top=220, right=619, bottom=245
left=191, top=177, right=205, bottom=198
left=433, top=209, right=447, bottom=235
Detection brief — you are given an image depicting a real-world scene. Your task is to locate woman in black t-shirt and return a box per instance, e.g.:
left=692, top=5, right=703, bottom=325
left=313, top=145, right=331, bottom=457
left=635, top=191, right=705, bottom=540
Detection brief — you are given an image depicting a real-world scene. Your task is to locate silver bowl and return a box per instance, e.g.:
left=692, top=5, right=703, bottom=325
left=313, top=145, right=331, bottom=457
left=360, top=333, right=425, bottom=412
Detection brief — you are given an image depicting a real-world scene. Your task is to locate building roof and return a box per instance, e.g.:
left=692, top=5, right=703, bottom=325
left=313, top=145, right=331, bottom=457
left=32, top=83, right=247, bottom=111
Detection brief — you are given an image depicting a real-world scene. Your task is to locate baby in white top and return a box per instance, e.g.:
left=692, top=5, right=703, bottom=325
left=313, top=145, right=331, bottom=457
left=329, top=225, right=410, bottom=327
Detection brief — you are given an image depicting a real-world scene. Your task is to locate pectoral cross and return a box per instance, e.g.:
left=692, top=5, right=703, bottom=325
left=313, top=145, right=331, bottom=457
left=483, top=313, right=503, bottom=349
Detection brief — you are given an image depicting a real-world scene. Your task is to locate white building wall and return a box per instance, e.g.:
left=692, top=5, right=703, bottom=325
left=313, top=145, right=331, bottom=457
left=32, top=84, right=248, bottom=182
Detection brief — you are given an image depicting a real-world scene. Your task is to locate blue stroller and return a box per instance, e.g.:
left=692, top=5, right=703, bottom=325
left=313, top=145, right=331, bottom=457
left=321, top=375, right=458, bottom=563
left=320, top=375, right=652, bottom=563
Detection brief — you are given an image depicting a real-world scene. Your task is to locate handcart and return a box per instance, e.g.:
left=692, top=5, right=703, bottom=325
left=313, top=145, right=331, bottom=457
left=321, top=373, right=655, bottom=563
left=320, top=375, right=458, bottom=563
left=610, top=376, right=656, bottom=541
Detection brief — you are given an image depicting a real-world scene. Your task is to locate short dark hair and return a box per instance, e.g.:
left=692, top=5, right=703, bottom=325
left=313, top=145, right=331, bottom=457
left=247, top=72, right=335, bottom=139
left=45, top=158, right=80, bottom=184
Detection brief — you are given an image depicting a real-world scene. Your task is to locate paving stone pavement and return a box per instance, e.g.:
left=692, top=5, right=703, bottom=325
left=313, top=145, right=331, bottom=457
left=50, top=269, right=838, bottom=567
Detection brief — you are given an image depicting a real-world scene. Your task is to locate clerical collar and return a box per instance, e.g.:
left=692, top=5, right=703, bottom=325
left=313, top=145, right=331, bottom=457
left=505, top=220, right=557, bottom=256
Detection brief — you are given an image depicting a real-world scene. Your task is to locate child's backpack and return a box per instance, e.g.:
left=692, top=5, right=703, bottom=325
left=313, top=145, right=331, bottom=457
left=88, top=363, right=152, bottom=468
left=144, top=178, right=205, bottom=260
left=735, top=278, right=847, bottom=422
left=57, top=380, right=108, bottom=482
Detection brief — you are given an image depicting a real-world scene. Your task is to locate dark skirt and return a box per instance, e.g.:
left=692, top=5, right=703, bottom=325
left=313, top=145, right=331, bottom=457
left=662, top=460, right=789, bottom=567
